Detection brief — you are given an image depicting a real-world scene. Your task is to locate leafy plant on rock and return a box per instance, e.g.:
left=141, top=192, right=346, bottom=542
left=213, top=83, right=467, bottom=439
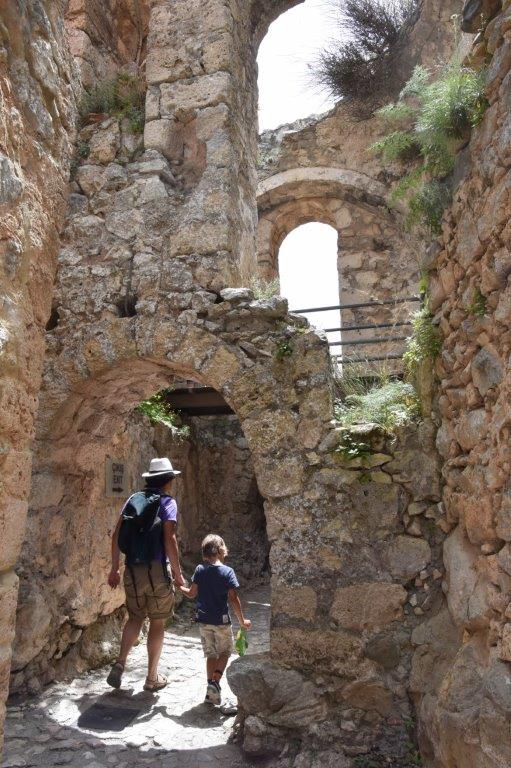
left=334, top=432, right=374, bottom=462
left=136, top=391, right=190, bottom=441
left=468, top=287, right=487, bottom=316
left=335, top=376, right=420, bottom=433
left=403, top=305, right=442, bottom=378
left=371, top=60, right=488, bottom=233
left=80, top=72, right=145, bottom=134
left=250, top=277, right=280, bottom=300
left=275, top=340, right=293, bottom=360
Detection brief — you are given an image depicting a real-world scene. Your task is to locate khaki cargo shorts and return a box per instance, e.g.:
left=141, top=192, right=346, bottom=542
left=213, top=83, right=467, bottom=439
left=124, top=563, right=174, bottom=620
left=199, top=624, right=234, bottom=659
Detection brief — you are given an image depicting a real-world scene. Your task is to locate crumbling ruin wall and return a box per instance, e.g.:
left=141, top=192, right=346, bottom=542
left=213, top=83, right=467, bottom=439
left=412, top=4, right=511, bottom=765
left=3, top=0, right=510, bottom=766
left=0, top=0, right=76, bottom=744
left=229, top=419, right=445, bottom=763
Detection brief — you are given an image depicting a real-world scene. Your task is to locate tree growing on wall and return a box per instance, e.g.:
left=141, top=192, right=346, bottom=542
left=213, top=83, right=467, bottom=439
left=312, top=0, right=418, bottom=109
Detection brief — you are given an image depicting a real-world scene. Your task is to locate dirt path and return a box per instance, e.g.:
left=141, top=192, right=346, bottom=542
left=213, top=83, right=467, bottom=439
left=2, top=585, right=270, bottom=768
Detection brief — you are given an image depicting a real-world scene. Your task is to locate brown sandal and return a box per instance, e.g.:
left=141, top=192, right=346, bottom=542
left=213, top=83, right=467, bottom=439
left=106, top=661, right=125, bottom=689
left=143, top=673, right=168, bottom=691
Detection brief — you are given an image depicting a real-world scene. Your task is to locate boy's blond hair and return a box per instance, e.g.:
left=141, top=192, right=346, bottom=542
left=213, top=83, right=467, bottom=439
left=201, top=534, right=228, bottom=559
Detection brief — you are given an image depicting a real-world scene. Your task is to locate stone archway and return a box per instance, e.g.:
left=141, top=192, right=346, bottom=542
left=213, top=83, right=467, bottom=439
left=257, top=168, right=419, bottom=363
left=12, top=305, right=337, bottom=690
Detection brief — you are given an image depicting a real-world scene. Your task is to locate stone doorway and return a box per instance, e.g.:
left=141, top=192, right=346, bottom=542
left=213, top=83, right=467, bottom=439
left=10, top=368, right=271, bottom=696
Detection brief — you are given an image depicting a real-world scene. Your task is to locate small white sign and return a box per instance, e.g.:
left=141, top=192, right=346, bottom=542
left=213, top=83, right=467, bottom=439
left=106, top=458, right=128, bottom=498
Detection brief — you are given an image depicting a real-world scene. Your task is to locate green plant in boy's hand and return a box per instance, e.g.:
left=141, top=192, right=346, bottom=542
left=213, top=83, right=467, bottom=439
left=235, top=628, right=249, bottom=656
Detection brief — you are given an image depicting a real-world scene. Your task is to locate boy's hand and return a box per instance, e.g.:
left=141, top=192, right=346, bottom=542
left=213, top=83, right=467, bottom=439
left=242, top=619, right=252, bottom=630
left=108, top=569, right=120, bottom=589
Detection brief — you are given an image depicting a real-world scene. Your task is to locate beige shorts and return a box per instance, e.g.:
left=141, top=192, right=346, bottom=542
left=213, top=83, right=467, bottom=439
left=199, top=624, right=234, bottom=658
left=124, top=563, right=174, bottom=620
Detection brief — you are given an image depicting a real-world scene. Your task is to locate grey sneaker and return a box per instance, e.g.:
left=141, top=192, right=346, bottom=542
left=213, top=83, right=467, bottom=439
left=205, top=681, right=221, bottom=705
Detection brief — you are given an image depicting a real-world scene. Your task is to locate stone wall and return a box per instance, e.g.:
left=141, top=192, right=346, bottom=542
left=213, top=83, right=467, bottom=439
left=413, top=3, right=511, bottom=765
left=65, top=0, right=150, bottom=88
left=0, top=0, right=76, bottom=745
left=228, top=419, right=445, bottom=764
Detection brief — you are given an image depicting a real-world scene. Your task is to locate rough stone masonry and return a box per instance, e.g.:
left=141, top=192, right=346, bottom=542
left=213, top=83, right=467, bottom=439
left=0, top=0, right=510, bottom=766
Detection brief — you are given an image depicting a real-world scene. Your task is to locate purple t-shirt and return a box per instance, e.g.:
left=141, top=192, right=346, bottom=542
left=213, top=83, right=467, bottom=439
left=121, top=493, right=177, bottom=563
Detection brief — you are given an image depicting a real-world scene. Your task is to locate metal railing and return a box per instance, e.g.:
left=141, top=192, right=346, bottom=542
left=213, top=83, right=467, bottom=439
left=292, top=296, right=421, bottom=364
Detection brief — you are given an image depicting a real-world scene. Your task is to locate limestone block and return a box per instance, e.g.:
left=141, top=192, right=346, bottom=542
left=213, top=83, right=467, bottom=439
left=496, top=488, right=511, bottom=541
left=454, top=408, right=489, bottom=452
left=242, top=715, right=286, bottom=756
left=0, top=153, right=23, bottom=204
left=0, top=496, right=28, bottom=572
left=201, top=346, right=242, bottom=389
left=87, top=120, right=120, bottom=165
left=271, top=627, right=363, bottom=677
left=227, top=653, right=326, bottom=729
left=253, top=454, right=305, bottom=498
left=10, top=583, right=53, bottom=670
left=471, top=347, right=503, bottom=396
left=331, top=582, right=407, bottom=631
left=410, top=608, right=463, bottom=694
left=444, top=525, right=492, bottom=629
left=384, top=536, right=431, bottom=582
left=29, top=471, right=64, bottom=509
left=0, top=571, right=19, bottom=705
left=243, top=411, right=298, bottom=455
left=498, top=623, right=511, bottom=662
left=341, top=678, right=394, bottom=716
left=272, top=584, right=317, bottom=622
left=160, top=72, right=232, bottom=114
left=463, top=494, right=498, bottom=545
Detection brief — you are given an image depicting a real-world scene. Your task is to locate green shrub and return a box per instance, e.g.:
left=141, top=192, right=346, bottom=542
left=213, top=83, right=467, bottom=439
left=80, top=72, right=145, bottom=134
left=403, top=305, right=442, bottom=377
left=335, top=379, right=420, bottom=432
left=275, top=340, right=293, bottom=360
left=371, top=61, right=488, bottom=233
left=136, top=391, right=190, bottom=440
left=468, top=287, right=487, bottom=316
left=407, top=180, right=451, bottom=234
left=250, top=277, right=280, bottom=300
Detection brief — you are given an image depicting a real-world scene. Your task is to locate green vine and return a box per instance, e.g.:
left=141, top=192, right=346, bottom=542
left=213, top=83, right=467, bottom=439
left=136, top=391, right=190, bottom=441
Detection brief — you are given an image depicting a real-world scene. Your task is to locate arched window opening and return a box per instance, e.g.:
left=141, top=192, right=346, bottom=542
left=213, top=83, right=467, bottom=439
left=278, top=222, right=341, bottom=350
left=257, top=0, right=335, bottom=131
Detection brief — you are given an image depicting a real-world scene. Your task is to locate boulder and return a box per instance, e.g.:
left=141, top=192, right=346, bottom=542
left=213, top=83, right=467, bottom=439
left=219, top=287, right=254, bottom=303
left=242, top=715, right=286, bottom=757
left=461, top=0, right=501, bottom=32
left=471, top=347, right=503, bottom=396
left=384, top=536, right=431, bottom=582
left=227, top=654, right=327, bottom=730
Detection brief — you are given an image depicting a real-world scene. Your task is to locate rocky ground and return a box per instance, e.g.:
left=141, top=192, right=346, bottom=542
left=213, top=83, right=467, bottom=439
left=2, top=586, right=270, bottom=768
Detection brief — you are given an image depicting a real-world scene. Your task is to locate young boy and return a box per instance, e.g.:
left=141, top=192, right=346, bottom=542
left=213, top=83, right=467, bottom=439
left=180, top=534, right=251, bottom=705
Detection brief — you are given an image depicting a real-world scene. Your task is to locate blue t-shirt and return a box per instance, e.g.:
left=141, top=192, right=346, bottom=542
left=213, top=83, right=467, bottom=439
left=192, top=563, right=239, bottom=625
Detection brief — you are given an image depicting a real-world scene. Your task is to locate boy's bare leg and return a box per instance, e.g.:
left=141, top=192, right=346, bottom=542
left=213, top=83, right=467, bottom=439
left=147, top=618, right=165, bottom=680
left=207, top=652, right=230, bottom=682
left=118, top=616, right=144, bottom=666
